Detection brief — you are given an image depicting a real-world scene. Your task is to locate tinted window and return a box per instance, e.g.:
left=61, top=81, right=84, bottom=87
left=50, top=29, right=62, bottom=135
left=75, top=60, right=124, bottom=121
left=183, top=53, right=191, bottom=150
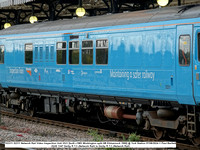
left=69, top=41, right=79, bottom=64
left=39, top=47, right=43, bottom=60
left=96, top=39, right=108, bottom=65
left=35, top=47, right=38, bottom=61
left=50, top=46, right=54, bottom=60
left=179, top=35, right=190, bottom=66
left=45, top=46, right=49, bottom=60
left=25, top=44, right=33, bottom=64
left=0, top=45, right=4, bottom=64
left=56, top=42, right=66, bottom=64
left=82, top=41, right=93, bottom=64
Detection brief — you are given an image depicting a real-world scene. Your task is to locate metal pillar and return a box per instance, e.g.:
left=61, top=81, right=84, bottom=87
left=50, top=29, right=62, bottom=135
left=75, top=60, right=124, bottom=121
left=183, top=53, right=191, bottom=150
left=78, top=0, right=82, bottom=7
left=111, top=0, right=119, bottom=13
left=178, top=0, right=181, bottom=6
left=14, top=10, right=21, bottom=25
left=49, top=3, right=55, bottom=21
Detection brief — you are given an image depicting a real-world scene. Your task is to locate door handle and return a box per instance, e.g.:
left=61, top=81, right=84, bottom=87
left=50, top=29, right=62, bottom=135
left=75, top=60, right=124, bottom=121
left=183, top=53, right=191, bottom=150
left=196, top=73, right=200, bottom=80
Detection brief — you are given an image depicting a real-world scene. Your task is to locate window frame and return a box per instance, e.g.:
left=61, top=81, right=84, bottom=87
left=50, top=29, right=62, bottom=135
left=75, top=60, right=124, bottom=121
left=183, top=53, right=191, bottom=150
left=82, top=40, right=93, bottom=65
left=69, top=40, right=79, bottom=65
left=45, top=45, right=49, bottom=61
left=56, top=41, right=67, bottom=65
left=96, top=39, right=109, bottom=65
left=0, top=45, right=5, bottom=64
left=50, top=45, right=54, bottom=62
left=178, top=35, right=190, bottom=66
left=35, top=46, right=38, bottom=62
left=25, top=43, right=33, bottom=64
left=39, top=46, right=43, bottom=62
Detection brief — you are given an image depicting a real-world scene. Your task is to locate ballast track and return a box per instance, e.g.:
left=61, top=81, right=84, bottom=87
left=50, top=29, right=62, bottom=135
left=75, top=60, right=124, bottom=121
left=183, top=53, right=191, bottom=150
left=0, top=110, right=199, bottom=150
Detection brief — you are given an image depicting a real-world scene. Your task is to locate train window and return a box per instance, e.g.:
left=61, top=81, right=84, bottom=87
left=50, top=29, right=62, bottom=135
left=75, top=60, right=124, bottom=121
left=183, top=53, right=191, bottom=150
left=25, top=44, right=33, bottom=64
left=50, top=46, right=54, bottom=61
left=96, top=39, right=108, bottom=65
left=69, top=41, right=79, bottom=64
left=35, top=47, right=38, bottom=61
left=45, top=46, right=49, bottom=60
left=39, top=47, right=43, bottom=60
left=82, top=41, right=93, bottom=64
left=179, top=35, right=190, bottom=66
left=0, top=45, right=4, bottom=64
left=56, top=42, right=66, bottom=64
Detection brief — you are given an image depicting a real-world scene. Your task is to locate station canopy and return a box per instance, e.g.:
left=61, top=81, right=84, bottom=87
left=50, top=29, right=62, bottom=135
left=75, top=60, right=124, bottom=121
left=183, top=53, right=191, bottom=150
left=0, top=0, right=199, bottom=29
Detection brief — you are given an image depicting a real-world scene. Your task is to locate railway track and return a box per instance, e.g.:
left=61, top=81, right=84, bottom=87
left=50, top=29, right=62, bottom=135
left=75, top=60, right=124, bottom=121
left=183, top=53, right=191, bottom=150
left=0, top=110, right=199, bottom=150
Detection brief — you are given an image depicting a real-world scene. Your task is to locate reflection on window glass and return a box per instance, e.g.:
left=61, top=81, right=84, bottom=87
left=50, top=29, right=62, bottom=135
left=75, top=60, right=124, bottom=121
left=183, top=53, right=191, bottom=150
left=69, top=41, right=79, bottom=64
left=57, top=42, right=66, bottom=49
left=96, top=39, right=108, bottom=48
left=82, top=41, right=93, bottom=48
left=57, top=50, right=66, bottom=64
left=96, top=49, right=108, bottom=64
left=96, top=39, right=108, bottom=65
left=56, top=42, right=66, bottom=64
left=82, top=49, right=93, bottom=64
left=69, top=41, right=79, bottom=49
left=69, top=50, right=79, bottom=64
left=82, top=41, right=93, bottom=64
left=25, top=44, right=33, bottom=64
left=179, top=35, right=190, bottom=66
left=0, top=45, right=4, bottom=64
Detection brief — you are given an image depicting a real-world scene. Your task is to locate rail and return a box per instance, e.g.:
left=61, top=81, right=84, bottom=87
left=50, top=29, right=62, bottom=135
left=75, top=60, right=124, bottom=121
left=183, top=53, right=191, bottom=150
left=0, top=110, right=199, bottom=150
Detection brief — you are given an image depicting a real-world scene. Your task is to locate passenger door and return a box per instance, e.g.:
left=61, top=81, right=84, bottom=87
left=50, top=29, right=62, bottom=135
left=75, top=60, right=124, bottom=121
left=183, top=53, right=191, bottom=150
left=176, top=25, right=195, bottom=105
left=193, top=28, right=200, bottom=105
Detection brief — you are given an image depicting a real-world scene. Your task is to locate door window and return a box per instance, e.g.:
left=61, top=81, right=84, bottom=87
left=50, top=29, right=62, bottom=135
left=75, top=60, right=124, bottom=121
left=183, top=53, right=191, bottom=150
left=82, top=40, right=93, bottom=64
left=179, top=35, right=190, bottom=66
left=69, top=41, right=79, bottom=64
left=56, top=42, right=66, bottom=64
left=25, top=44, right=33, bottom=64
left=198, top=33, right=200, bottom=61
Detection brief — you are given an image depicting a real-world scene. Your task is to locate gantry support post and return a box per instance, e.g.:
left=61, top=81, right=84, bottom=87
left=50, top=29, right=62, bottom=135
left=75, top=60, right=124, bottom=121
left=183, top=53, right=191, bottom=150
left=178, top=0, right=181, bottom=6
left=111, top=0, right=119, bottom=13
left=49, top=2, right=56, bottom=21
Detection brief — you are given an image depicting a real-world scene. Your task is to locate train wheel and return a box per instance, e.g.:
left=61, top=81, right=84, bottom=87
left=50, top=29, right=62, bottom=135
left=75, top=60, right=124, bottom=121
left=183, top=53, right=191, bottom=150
left=153, top=127, right=165, bottom=140
left=6, top=100, right=10, bottom=108
left=28, top=108, right=35, bottom=117
left=191, top=136, right=200, bottom=146
left=13, top=106, right=20, bottom=114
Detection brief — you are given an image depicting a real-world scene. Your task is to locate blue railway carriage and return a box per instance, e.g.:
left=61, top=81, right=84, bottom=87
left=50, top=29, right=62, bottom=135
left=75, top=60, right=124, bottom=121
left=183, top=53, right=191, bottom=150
left=1, top=4, right=200, bottom=144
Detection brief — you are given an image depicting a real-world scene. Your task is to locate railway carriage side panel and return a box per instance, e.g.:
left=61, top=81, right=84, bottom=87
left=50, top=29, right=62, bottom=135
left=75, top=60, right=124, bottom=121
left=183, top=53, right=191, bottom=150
left=62, top=24, right=178, bottom=102
left=2, top=24, right=179, bottom=103
left=3, top=33, right=69, bottom=90
left=2, top=20, right=199, bottom=106
left=106, top=26, right=177, bottom=101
